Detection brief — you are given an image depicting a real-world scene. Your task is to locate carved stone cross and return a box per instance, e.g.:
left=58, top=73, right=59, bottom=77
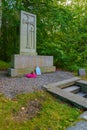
left=20, top=10, right=36, bottom=55
left=23, top=15, right=35, bottom=49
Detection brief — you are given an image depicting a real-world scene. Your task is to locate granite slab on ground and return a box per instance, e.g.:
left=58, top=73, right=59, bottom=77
left=66, top=121, right=87, bottom=130
left=0, top=70, right=74, bottom=98
left=66, top=111, right=87, bottom=130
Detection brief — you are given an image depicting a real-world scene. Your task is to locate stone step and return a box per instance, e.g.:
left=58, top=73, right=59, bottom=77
left=76, top=92, right=87, bottom=97
left=44, top=86, right=87, bottom=109
left=62, top=85, right=80, bottom=93
left=43, top=78, right=87, bottom=109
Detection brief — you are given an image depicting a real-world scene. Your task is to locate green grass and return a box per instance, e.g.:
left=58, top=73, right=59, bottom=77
left=0, top=60, right=10, bottom=70
left=0, top=91, right=81, bottom=130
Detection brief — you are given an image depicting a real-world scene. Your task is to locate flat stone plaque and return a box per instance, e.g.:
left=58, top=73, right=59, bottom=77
left=78, top=69, right=86, bottom=76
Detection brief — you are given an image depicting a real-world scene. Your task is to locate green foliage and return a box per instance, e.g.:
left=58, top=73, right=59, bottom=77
left=0, top=91, right=81, bottom=130
left=0, top=60, right=10, bottom=70
left=1, top=0, right=87, bottom=71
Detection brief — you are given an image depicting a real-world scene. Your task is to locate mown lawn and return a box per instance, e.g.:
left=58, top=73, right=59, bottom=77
left=0, top=91, right=81, bottom=130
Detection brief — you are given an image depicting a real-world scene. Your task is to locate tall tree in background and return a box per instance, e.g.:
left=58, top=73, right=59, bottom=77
left=0, top=0, right=87, bottom=71
left=1, top=0, right=21, bottom=61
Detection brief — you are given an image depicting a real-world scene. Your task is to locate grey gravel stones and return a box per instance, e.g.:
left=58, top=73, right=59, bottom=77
left=0, top=70, right=74, bottom=98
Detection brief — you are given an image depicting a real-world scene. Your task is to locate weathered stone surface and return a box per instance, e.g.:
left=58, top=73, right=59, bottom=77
left=11, top=55, right=54, bottom=68
left=67, top=111, right=87, bottom=130
left=78, top=68, right=86, bottom=76
left=43, top=78, right=87, bottom=109
left=66, top=121, right=87, bottom=130
left=8, top=66, right=56, bottom=77
left=43, top=77, right=80, bottom=89
left=20, top=11, right=37, bottom=55
left=9, top=54, right=56, bottom=76
left=46, top=86, right=87, bottom=109
left=76, top=92, right=87, bottom=97
left=63, top=85, right=80, bottom=93
left=79, top=111, right=87, bottom=120
left=76, top=80, right=87, bottom=93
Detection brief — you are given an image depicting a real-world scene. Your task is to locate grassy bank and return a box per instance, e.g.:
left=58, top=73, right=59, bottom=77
left=0, top=91, right=81, bottom=130
left=0, top=60, right=10, bottom=70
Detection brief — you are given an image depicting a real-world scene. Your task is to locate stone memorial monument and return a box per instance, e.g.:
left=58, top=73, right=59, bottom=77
left=8, top=10, right=55, bottom=77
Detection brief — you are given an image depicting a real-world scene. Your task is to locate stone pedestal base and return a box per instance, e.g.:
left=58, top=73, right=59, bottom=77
left=8, top=55, right=56, bottom=77
left=8, top=66, right=56, bottom=77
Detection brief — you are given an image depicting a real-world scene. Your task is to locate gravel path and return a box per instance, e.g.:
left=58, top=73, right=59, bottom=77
left=0, top=70, right=74, bottom=98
